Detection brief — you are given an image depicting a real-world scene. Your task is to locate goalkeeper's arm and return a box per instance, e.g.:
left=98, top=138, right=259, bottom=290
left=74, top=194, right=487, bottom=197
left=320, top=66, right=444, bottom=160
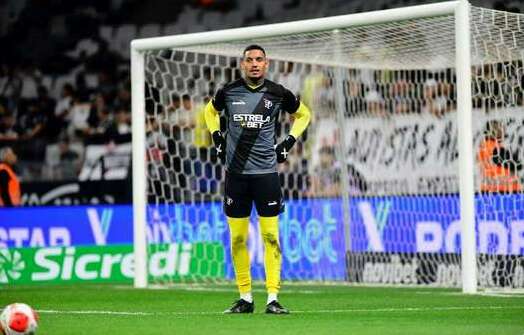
left=204, top=101, right=226, bottom=161
left=204, top=101, right=220, bottom=134
left=276, top=102, right=311, bottom=163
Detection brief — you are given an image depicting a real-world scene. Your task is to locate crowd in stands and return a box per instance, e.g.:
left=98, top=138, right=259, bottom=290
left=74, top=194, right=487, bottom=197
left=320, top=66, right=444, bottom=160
left=0, top=0, right=522, bottom=185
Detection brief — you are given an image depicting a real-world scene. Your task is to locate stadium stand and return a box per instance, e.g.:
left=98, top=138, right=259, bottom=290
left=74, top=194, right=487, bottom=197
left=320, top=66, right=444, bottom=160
left=0, top=0, right=522, bottom=181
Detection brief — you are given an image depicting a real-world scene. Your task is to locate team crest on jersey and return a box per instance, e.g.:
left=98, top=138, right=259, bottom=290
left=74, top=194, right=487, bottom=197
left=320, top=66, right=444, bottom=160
left=264, top=98, right=273, bottom=110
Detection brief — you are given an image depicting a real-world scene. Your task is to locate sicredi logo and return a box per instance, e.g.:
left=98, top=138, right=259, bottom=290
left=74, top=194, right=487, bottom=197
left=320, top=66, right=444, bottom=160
left=0, top=249, right=25, bottom=283
left=31, top=244, right=192, bottom=282
left=0, top=244, right=194, bottom=284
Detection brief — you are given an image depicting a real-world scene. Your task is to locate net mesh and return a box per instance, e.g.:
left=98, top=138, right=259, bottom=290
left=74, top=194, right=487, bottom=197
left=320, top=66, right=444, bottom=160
left=141, top=5, right=524, bottom=288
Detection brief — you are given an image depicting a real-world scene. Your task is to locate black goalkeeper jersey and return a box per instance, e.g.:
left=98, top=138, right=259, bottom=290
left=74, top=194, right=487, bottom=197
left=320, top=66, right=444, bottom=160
left=212, top=78, right=300, bottom=175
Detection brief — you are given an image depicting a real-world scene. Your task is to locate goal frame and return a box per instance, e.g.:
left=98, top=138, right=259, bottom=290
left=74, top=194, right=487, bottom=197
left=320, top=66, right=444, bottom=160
left=130, top=0, right=476, bottom=293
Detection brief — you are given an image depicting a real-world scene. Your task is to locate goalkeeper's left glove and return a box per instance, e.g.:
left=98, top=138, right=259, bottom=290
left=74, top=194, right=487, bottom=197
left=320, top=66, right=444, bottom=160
left=275, top=135, right=296, bottom=163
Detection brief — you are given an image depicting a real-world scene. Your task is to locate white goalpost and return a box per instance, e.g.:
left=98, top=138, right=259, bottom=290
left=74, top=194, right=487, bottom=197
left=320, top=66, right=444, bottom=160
left=131, top=0, right=524, bottom=293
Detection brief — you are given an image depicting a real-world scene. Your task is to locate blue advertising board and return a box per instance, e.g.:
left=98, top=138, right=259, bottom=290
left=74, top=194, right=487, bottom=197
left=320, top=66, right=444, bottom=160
left=0, top=205, right=133, bottom=247
left=0, top=200, right=347, bottom=280
left=146, top=199, right=347, bottom=280
left=350, top=193, right=524, bottom=255
left=2, top=193, right=523, bottom=281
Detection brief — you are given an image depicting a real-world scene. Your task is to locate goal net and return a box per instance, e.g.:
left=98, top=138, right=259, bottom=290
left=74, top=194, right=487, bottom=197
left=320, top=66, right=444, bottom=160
left=134, top=2, right=524, bottom=290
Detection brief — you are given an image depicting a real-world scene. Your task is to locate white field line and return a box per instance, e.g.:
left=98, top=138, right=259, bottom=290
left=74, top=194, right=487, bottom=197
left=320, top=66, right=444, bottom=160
left=113, top=284, right=318, bottom=294
left=171, top=286, right=318, bottom=294
left=126, top=285, right=524, bottom=297
left=415, top=291, right=524, bottom=298
left=37, top=305, right=524, bottom=317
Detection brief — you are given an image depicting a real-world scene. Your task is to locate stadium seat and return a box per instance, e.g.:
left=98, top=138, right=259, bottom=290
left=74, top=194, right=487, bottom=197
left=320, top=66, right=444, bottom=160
left=99, top=25, right=114, bottom=44
left=113, top=24, right=137, bottom=59
left=162, top=23, right=183, bottom=36
left=66, top=38, right=99, bottom=59
left=138, top=24, right=161, bottom=38
left=40, top=76, right=54, bottom=93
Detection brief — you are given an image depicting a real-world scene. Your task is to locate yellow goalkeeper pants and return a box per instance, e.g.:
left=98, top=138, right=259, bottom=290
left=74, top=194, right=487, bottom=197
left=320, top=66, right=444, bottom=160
left=227, top=216, right=281, bottom=294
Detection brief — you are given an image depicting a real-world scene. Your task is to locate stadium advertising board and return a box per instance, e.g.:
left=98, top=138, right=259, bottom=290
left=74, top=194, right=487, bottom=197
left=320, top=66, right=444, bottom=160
left=346, top=252, right=524, bottom=288
left=2, top=194, right=523, bottom=283
left=0, top=201, right=347, bottom=281
left=78, top=142, right=131, bottom=181
left=0, top=243, right=224, bottom=285
left=21, top=180, right=132, bottom=206
left=349, top=194, right=524, bottom=255
left=314, top=108, right=524, bottom=195
left=347, top=193, right=524, bottom=287
left=0, top=206, right=133, bottom=248
left=147, top=199, right=347, bottom=280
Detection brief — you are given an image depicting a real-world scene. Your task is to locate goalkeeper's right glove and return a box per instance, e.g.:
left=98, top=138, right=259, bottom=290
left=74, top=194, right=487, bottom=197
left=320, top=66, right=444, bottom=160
left=212, top=131, right=226, bottom=162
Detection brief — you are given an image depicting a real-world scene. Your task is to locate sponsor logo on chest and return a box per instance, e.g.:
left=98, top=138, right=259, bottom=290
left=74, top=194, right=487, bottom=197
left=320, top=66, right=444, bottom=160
left=233, top=114, right=271, bottom=129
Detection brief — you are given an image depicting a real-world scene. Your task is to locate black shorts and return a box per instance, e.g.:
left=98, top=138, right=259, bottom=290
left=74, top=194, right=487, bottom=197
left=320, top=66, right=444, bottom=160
left=224, top=172, right=284, bottom=218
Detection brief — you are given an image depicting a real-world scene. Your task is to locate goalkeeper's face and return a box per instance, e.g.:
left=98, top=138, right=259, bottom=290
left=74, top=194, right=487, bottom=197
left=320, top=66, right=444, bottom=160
left=241, top=49, right=268, bottom=81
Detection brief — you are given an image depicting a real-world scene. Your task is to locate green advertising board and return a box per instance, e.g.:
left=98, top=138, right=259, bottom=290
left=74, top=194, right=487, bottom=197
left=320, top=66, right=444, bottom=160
left=0, top=243, right=224, bottom=285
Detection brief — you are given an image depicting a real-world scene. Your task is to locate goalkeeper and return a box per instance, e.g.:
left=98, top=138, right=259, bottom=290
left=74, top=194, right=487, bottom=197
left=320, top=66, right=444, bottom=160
left=205, top=45, right=311, bottom=314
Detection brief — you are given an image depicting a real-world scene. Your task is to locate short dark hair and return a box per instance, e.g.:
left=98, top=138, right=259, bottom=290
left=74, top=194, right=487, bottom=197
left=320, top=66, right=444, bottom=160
left=243, top=44, right=266, bottom=58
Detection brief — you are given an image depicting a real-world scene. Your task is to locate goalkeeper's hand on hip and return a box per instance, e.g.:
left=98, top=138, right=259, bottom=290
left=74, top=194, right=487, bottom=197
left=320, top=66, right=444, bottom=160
left=212, top=131, right=226, bottom=163
left=275, top=135, right=296, bottom=163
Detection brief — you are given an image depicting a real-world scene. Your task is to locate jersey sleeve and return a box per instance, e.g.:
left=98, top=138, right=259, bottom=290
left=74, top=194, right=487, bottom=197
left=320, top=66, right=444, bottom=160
left=289, top=102, right=311, bottom=139
left=204, top=101, right=221, bottom=134
left=211, top=88, right=226, bottom=111
left=282, top=88, right=300, bottom=113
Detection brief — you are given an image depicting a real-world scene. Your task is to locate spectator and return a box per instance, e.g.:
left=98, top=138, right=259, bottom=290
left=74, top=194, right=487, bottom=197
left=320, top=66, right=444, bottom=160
left=308, top=145, right=341, bottom=197
left=86, top=93, right=112, bottom=136
left=19, top=63, right=40, bottom=100
left=422, top=78, right=448, bottom=118
left=0, top=112, right=19, bottom=141
left=316, top=76, right=335, bottom=118
left=36, top=85, right=58, bottom=141
left=75, top=72, right=91, bottom=100
left=106, top=105, right=131, bottom=137
left=277, top=61, right=301, bottom=96
left=57, top=137, right=80, bottom=180
left=477, top=120, right=522, bottom=193
left=114, top=84, right=131, bottom=111
left=55, top=83, right=75, bottom=132
left=18, top=100, right=46, bottom=141
left=301, top=65, right=325, bottom=115
left=68, top=92, right=92, bottom=139
left=345, top=80, right=365, bottom=117
left=86, top=40, right=121, bottom=75
left=168, top=93, right=194, bottom=143
left=0, top=65, right=22, bottom=104
left=390, top=78, right=412, bottom=114
left=0, top=146, right=21, bottom=207
left=365, top=90, right=386, bottom=117
left=96, top=71, right=117, bottom=100
left=193, top=95, right=212, bottom=146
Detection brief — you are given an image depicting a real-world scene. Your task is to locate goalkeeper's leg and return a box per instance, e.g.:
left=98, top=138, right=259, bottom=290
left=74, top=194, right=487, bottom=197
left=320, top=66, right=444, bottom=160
left=223, top=216, right=255, bottom=314
left=253, top=173, right=289, bottom=314
left=223, top=173, right=255, bottom=313
left=259, top=215, right=281, bottom=295
left=227, top=216, right=252, bottom=295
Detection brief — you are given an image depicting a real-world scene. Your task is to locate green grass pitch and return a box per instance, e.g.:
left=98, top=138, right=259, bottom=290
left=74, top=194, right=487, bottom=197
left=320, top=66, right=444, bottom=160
left=2, top=283, right=524, bottom=335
